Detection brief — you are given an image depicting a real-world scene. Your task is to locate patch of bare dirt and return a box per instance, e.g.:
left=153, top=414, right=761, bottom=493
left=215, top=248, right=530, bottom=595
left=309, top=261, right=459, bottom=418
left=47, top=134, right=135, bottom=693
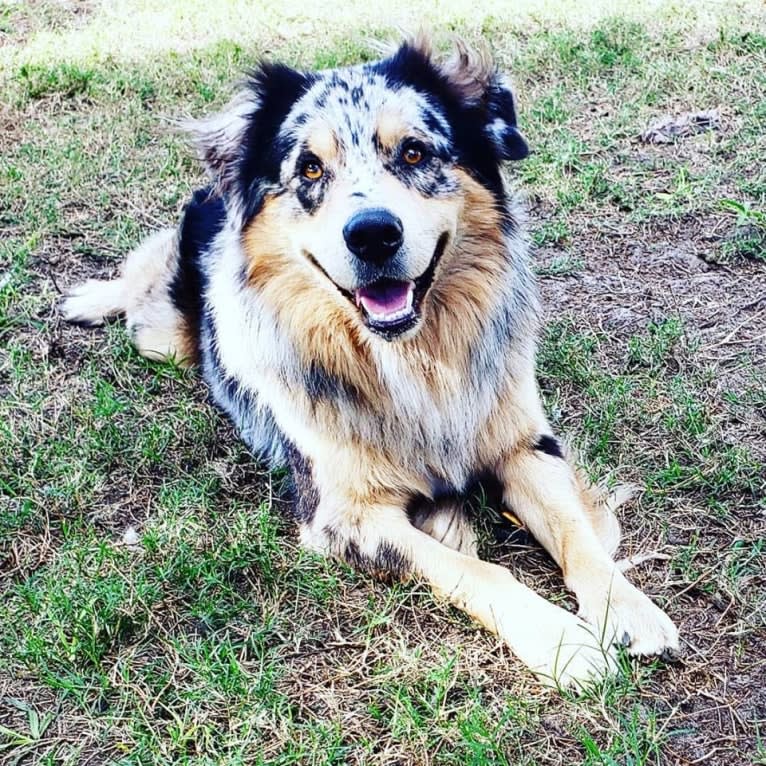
left=533, top=202, right=766, bottom=764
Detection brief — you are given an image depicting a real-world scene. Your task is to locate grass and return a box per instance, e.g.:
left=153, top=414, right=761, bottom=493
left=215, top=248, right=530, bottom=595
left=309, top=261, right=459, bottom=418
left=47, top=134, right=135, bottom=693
left=1, top=1, right=765, bottom=764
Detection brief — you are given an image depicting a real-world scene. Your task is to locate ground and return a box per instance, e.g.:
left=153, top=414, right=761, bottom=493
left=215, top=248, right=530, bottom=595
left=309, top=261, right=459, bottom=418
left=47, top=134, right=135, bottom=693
left=1, top=1, right=764, bottom=764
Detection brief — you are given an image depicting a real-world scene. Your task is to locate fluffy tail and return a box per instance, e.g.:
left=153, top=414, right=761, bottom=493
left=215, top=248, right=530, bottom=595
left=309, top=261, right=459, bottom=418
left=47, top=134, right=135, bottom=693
left=61, top=276, right=128, bottom=326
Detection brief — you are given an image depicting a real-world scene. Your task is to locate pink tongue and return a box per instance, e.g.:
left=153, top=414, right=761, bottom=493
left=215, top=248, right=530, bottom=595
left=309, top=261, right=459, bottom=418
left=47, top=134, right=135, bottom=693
left=355, top=280, right=413, bottom=317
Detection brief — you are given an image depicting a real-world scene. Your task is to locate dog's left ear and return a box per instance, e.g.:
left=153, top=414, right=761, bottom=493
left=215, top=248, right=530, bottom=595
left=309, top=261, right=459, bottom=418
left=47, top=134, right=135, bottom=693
left=439, top=41, right=529, bottom=161
left=482, top=75, right=529, bottom=161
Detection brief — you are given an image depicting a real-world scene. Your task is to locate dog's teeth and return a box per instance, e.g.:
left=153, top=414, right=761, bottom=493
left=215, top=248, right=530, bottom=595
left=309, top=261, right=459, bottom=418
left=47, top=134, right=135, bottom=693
left=368, top=307, right=412, bottom=322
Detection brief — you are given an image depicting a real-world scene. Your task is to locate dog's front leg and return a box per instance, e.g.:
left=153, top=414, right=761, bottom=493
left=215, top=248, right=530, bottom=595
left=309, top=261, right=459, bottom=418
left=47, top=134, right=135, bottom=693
left=499, top=435, right=679, bottom=659
left=299, top=496, right=618, bottom=688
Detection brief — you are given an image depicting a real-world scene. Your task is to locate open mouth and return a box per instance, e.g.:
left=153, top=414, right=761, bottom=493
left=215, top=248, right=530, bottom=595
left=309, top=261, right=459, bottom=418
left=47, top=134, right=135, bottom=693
left=303, top=233, right=449, bottom=340
left=353, top=232, right=448, bottom=340
left=355, top=279, right=414, bottom=332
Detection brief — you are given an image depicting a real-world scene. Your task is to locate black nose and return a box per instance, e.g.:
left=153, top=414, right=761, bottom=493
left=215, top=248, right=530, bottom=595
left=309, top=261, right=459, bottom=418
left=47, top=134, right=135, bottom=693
left=343, top=208, right=403, bottom=264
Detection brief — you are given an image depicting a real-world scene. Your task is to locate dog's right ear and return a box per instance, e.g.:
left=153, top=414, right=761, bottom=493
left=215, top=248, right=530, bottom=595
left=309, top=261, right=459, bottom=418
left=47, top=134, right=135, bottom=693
left=183, top=62, right=312, bottom=201
left=182, top=92, right=256, bottom=197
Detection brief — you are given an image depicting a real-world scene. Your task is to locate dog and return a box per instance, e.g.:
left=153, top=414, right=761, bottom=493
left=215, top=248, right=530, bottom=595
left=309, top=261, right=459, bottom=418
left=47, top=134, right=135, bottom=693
left=62, top=35, right=679, bottom=688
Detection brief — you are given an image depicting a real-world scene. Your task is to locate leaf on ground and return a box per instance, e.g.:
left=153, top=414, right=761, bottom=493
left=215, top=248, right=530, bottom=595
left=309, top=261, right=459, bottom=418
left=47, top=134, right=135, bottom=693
left=641, top=109, right=721, bottom=143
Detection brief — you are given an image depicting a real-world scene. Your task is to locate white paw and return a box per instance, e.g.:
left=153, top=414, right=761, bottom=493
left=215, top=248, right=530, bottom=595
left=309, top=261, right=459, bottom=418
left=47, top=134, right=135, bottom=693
left=576, top=571, right=680, bottom=659
left=502, top=594, right=619, bottom=689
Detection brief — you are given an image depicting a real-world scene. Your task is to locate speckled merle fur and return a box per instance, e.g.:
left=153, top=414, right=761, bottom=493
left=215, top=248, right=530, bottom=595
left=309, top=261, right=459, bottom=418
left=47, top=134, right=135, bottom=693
left=171, top=43, right=532, bottom=489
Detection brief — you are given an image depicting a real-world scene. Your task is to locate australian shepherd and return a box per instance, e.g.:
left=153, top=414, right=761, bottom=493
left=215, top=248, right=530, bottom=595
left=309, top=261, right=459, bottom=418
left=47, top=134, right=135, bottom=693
left=62, top=35, right=678, bottom=688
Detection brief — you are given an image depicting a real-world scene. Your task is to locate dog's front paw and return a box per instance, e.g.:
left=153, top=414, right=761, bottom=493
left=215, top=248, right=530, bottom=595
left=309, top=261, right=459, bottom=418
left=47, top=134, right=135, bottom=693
left=576, top=571, right=680, bottom=659
left=506, top=594, right=619, bottom=689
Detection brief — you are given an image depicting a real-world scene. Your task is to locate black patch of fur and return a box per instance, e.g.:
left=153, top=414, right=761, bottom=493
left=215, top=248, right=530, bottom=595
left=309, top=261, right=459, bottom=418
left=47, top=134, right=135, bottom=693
left=420, top=107, right=450, bottom=139
left=303, top=361, right=359, bottom=403
left=170, top=186, right=225, bottom=344
left=343, top=539, right=366, bottom=570
left=237, top=63, right=317, bottom=221
left=485, top=81, right=528, bottom=161
left=374, top=47, right=502, bottom=193
left=534, top=435, right=563, bottom=459
left=466, top=469, right=505, bottom=505
left=373, top=45, right=519, bottom=205
left=405, top=492, right=431, bottom=524
left=408, top=471, right=532, bottom=547
left=295, top=183, right=320, bottom=214
left=331, top=75, right=350, bottom=92
left=407, top=471, right=494, bottom=522
left=294, top=154, right=331, bottom=214
left=283, top=440, right=320, bottom=523
left=375, top=542, right=410, bottom=580
left=430, top=476, right=459, bottom=500
left=303, top=362, right=338, bottom=399
left=199, top=331, right=286, bottom=466
left=322, top=524, right=339, bottom=547
left=343, top=540, right=410, bottom=581
left=468, top=297, right=515, bottom=386
left=382, top=151, right=458, bottom=199
left=460, top=472, right=532, bottom=546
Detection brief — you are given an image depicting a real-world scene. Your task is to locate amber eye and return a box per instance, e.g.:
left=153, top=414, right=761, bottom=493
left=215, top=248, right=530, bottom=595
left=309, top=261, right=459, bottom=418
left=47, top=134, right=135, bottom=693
left=301, top=158, right=323, bottom=181
left=402, top=142, right=425, bottom=165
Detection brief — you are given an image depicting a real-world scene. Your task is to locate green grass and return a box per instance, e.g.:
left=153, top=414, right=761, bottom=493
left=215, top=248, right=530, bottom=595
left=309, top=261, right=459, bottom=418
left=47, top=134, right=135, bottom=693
left=1, top=1, right=765, bottom=764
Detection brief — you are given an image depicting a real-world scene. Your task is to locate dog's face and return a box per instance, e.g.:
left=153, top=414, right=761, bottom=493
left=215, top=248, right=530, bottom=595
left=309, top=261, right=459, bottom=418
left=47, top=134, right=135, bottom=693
left=189, top=39, right=528, bottom=340
left=275, top=77, right=461, bottom=339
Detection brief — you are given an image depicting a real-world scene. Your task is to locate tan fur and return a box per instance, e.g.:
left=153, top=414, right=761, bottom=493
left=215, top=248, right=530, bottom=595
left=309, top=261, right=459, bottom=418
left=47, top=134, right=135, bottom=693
left=308, top=123, right=340, bottom=165
left=243, top=198, right=382, bottom=406
left=576, top=475, right=627, bottom=557
left=440, top=38, right=496, bottom=103
left=243, top=170, right=519, bottom=422
left=374, top=32, right=495, bottom=105
left=498, top=444, right=678, bottom=654
left=300, top=490, right=617, bottom=688
left=376, top=104, right=414, bottom=150
left=417, top=171, right=518, bottom=367
left=180, top=92, right=256, bottom=197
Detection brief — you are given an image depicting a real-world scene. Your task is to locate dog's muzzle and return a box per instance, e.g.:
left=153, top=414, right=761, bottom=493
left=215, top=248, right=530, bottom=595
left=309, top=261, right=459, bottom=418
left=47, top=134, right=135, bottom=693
left=353, top=232, right=449, bottom=341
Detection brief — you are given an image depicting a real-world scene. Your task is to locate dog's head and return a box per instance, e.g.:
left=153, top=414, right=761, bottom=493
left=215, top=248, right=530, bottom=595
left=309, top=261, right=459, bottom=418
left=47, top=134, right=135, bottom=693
left=188, top=37, right=527, bottom=340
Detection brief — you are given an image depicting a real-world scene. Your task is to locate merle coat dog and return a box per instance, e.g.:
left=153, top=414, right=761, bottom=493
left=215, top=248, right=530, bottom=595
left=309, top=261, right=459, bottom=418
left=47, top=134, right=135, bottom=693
left=63, top=36, right=679, bottom=687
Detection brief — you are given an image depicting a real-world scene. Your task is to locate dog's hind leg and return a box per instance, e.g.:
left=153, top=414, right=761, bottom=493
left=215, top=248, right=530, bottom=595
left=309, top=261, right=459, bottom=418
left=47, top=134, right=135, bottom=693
left=62, top=228, right=193, bottom=364
left=575, top=469, right=630, bottom=558
left=411, top=500, right=479, bottom=558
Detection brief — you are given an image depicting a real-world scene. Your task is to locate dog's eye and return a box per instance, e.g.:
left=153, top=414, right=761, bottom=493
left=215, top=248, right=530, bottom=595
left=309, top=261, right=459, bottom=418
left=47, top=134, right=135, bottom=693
left=301, top=158, right=323, bottom=181
left=402, top=142, right=426, bottom=166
